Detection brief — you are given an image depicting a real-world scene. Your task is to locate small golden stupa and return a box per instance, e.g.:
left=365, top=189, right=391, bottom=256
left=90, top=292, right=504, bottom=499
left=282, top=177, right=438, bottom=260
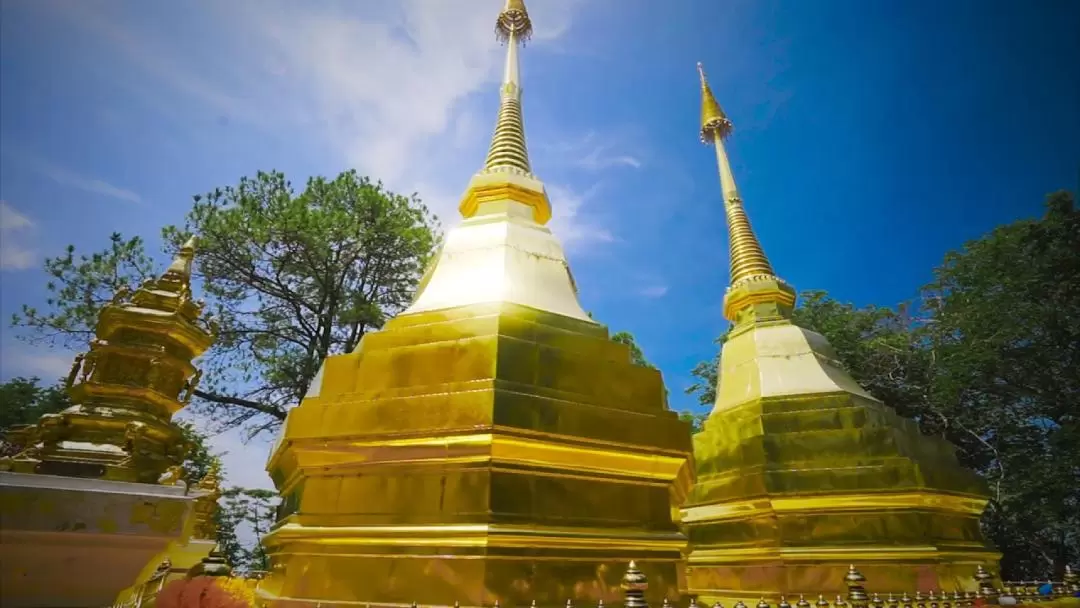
left=2, top=236, right=215, bottom=484
left=680, top=64, right=999, bottom=604
left=0, top=237, right=218, bottom=608
left=257, top=1, right=694, bottom=605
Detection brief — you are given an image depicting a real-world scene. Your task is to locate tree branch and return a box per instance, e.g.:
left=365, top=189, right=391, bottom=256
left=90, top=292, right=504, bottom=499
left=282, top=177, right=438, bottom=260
left=193, top=389, right=286, bottom=421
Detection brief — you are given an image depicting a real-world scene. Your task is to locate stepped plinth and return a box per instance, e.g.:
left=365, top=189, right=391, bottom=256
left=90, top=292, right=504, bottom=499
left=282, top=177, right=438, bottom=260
left=680, top=64, right=998, bottom=606
left=256, top=3, right=694, bottom=604
left=0, top=238, right=216, bottom=607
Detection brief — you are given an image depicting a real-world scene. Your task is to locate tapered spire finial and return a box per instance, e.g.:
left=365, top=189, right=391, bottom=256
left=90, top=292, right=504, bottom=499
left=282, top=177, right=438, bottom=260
left=496, top=0, right=533, bottom=45
left=696, top=62, right=795, bottom=325
left=698, top=62, right=733, bottom=142
left=459, top=0, right=552, bottom=225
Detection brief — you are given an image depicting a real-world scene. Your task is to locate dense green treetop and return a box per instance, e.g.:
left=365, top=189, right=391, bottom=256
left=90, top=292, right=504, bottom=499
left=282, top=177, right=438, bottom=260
left=12, top=170, right=439, bottom=436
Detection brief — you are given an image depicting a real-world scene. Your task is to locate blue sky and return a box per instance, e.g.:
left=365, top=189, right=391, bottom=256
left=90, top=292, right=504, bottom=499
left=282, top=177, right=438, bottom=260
left=1, top=0, right=1078, bottom=488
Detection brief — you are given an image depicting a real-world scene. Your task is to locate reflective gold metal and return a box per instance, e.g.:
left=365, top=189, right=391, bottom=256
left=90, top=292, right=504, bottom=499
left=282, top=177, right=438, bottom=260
left=1, top=236, right=215, bottom=483
left=191, top=463, right=223, bottom=540
left=460, top=0, right=553, bottom=226
left=682, top=64, right=999, bottom=607
left=257, top=6, right=694, bottom=603
left=258, top=301, right=694, bottom=605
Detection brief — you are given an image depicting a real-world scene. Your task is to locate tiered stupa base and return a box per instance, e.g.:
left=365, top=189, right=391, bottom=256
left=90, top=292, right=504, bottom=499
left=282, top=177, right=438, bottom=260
left=257, top=302, right=694, bottom=606
left=682, top=321, right=998, bottom=605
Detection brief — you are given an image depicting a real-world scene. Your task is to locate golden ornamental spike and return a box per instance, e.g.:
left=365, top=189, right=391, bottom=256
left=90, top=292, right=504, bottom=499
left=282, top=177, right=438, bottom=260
left=846, top=565, right=869, bottom=608
left=817, top=595, right=831, bottom=608
left=974, top=565, right=999, bottom=602
left=779, top=597, right=792, bottom=608
left=497, top=0, right=532, bottom=44
left=694, top=62, right=795, bottom=324
left=697, top=62, right=733, bottom=143
left=758, top=599, right=772, bottom=608
left=622, top=560, right=649, bottom=608
left=797, top=596, right=811, bottom=608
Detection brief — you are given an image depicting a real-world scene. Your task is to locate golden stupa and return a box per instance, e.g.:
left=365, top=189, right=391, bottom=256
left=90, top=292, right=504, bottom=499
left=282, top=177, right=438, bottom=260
left=2, top=237, right=213, bottom=484
left=680, top=64, right=999, bottom=604
left=256, top=1, right=694, bottom=605
left=0, top=237, right=218, bottom=608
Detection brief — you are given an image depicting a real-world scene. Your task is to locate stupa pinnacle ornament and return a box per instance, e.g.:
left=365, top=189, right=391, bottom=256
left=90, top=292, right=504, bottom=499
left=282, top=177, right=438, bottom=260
left=1, top=236, right=215, bottom=484
left=258, top=2, right=693, bottom=605
left=191, top=463, right=223, bottom=540
left=681, top=64, right=998, bottom=605
left=408, top=0, right=584, bottom=321
left=697, top=63, right=796, bottom=326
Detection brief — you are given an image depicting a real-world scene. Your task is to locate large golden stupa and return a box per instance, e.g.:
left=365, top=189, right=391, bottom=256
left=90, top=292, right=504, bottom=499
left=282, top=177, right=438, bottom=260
left=680, top=64, right=1000, bottom=605
left=255, top=1, right=694, bottom=605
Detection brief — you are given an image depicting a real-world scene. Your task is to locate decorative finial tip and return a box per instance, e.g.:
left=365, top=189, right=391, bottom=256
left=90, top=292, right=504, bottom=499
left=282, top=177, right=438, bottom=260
left=496, top=0, right=533, bottom=45
left=698, top=61, right=733, bottom=143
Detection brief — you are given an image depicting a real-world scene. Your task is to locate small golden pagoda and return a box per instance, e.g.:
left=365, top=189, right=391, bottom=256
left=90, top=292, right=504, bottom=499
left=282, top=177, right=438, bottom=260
left=2, top=236, right=215, bottom=484
left=0, top=237, right=217, bottom=608
left=257, top=1, right=694, bottom=605
left=680, top=64, right=999, bottom=605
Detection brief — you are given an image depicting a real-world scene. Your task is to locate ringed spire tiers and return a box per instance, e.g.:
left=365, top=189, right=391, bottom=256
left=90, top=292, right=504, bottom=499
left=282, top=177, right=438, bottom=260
left=406, top=0, right=586, bottom=321
left=697, top=62, right=796, bottom=327
left=257, top=2, right=694, bottom=605
left=458, top=0, right=552, bottom=226
left=682, top=64, right=998, bottom=605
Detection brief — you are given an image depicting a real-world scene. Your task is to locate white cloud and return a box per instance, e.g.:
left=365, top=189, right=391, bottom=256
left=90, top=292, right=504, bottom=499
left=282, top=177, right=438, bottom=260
left=535, top=130, right=644, bottom=173
left=35, top=163, right=142, bottom=204
left=0, top=344, right=75, bottom=380
left=1, top=145, right=142, bottom=204
left=0, top=201, right=38, bottom=271
left=39, top=0, right=616, bottom=241
left=547, top=183, right=615, bottom=246
left=639, top=285, right=669, bottom=298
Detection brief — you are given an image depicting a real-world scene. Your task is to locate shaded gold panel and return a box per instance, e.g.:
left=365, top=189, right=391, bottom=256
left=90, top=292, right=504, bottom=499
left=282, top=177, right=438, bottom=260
left=260, top=302, right=694, bottom=606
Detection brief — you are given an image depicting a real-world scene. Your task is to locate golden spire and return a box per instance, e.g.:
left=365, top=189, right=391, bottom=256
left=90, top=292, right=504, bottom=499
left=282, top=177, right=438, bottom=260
left=156, top=235, right=196, bottom=295
left=482, top=0, right=534, bottom=175
left=192, top=462, right=223, bottom=540
left=457, top=0, right=552, bottom=226
left=697, top=62, right=795, bottom=325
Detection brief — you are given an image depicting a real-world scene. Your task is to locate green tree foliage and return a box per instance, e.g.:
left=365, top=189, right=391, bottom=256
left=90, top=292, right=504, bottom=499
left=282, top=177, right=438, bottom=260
left=610, top=330, right=710, bottom=432
left=919, top=191, right=1079, bottom=579
left=678, top=410, right=709, bottom=434
left=0, top=376, right=71, bottom=432
left=12, top=170, right=439, bottom=436
left=686, top=191, right=1080, bottom=579
left=216, top=487, right=279, bottom=573
left=611, top=330, right=656, bottom=369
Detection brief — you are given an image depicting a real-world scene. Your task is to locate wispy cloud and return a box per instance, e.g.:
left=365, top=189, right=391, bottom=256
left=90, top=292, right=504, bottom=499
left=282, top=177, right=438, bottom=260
left=0, top=201, right=38, bottom=271
left=35, top=0, right=620, bottom=243
left=547, top=183, right=616, bottom=246
left=0, top=343, right=74, bottom=380
left=36, top=163, right=142, bottom=203
left=1, top=145, right=142, bottom=204
left=639, top=285, right=669, bottom=298
left=536, top=130, right=644, bottom=173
